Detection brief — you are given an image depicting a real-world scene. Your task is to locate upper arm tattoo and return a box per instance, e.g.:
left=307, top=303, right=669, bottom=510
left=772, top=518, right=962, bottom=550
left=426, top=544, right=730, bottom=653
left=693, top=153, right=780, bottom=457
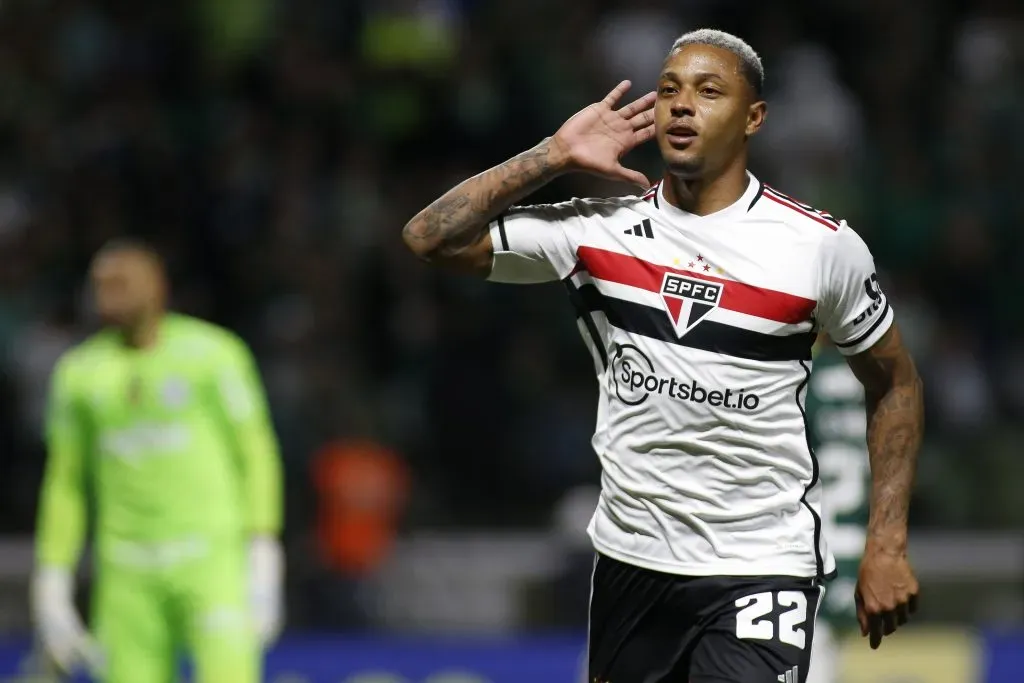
left=846, top=325, right=918, bottom=400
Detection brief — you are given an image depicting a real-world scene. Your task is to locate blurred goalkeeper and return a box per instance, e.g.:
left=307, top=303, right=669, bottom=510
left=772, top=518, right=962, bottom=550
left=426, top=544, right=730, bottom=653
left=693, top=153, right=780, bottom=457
left=31, top=239, right=285, bottom=683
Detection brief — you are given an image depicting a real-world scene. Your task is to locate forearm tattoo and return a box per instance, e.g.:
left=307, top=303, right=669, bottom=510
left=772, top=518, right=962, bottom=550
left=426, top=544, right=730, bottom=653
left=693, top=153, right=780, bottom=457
left=848, top=326, right=924, bottom=546
left=402, top=138, right=563, bottom=259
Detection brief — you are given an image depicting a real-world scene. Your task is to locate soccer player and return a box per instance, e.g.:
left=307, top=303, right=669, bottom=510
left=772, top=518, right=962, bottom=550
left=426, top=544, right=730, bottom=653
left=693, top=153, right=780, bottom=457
left=31, top=240, right=285, bottom=683
left=402, top=29, right=924, bottom=683
left=805, top=335, right=871, bottom=683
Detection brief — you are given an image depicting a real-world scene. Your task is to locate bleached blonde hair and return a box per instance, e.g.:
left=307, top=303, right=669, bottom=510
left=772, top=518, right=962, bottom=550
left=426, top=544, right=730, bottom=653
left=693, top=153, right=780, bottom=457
left=668, top=29, right=765, bottom=96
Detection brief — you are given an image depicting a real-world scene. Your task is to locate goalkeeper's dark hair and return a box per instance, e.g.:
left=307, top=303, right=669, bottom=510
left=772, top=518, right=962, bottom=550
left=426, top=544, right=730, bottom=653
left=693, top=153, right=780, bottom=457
left=94, top=237, right=166, bottom=272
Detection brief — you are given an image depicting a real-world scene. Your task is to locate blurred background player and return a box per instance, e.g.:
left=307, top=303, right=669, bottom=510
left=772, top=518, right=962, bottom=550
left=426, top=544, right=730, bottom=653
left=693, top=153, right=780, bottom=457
left=30, top=240, right=285, bottom=683
left=805, top=334, right=870, bottom=683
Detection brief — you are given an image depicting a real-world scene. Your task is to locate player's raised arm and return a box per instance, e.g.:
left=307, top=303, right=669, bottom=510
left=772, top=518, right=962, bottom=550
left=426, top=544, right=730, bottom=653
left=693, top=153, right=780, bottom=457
left=401, top=80, right=656, bottom=276
left=816, top=223, right=924, bottom=651
left=213, top=334, right=285, bottom=646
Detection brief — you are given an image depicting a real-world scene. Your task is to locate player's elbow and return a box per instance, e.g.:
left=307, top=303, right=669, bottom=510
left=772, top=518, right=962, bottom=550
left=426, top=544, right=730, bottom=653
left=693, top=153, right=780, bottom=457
left=401, top=220, right=492, bottom=276
left=401, top=217, right=441, bottom=263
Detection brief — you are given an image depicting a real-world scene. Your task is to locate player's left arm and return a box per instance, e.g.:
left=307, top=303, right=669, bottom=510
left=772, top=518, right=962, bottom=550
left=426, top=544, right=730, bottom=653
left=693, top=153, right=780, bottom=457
left=846, top=325, right=923, bottom=638
left=215, top=335, right=283, bottom=538
left=817, top=223, right=924, bottom=650
left=213, top=333, right=285, bottom=644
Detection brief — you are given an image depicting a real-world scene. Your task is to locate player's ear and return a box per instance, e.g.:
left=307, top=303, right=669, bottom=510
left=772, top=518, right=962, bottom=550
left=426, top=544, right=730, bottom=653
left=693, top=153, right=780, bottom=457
left=745, top=100, right=766, bottom=137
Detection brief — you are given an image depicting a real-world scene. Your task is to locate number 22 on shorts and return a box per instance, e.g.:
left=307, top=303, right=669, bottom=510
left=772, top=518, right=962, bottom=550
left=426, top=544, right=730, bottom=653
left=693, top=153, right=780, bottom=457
left=734, top=591, right=809, bottom=649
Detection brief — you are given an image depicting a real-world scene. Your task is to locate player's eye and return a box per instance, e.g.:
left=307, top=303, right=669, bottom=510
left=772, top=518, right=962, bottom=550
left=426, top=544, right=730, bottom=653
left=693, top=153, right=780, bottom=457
left=700, top=87, right=720, bottom=97
left=658, top=86, right=678, bottom=96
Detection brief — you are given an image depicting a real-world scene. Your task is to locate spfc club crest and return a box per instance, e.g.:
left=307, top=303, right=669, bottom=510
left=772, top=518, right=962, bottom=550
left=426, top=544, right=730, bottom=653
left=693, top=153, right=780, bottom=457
left=660, top=272, right=723, bottom=336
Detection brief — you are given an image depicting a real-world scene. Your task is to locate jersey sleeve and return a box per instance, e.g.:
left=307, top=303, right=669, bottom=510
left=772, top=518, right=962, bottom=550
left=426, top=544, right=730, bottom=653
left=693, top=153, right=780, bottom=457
left=816, top=222, right=894, bottom=356
left=487, top=200, right=586, bottom=283
left=36, top=355, right=89, bottom=569
left=214, top=334, right=283, bottom=536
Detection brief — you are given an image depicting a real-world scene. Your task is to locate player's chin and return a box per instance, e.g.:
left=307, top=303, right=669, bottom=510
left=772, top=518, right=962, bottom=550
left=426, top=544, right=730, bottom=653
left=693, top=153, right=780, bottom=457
left=97, top=310, right=130, bottom=327
left=662, top=151, right=704, bottom=180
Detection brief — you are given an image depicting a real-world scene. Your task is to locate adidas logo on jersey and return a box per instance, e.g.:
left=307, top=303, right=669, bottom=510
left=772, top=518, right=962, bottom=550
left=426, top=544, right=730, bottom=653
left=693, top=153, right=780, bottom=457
left=623, top=218, right=654, bottom=239
left=660, top=272, right=723, bottom=337
left=778, top=665, right=799, bottom=683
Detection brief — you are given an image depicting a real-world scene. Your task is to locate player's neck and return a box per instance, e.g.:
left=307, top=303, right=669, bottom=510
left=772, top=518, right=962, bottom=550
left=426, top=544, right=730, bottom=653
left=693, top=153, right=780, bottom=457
left=662, top=162, right=749, bottom=216
left=119, top=313, right=163, bottom=349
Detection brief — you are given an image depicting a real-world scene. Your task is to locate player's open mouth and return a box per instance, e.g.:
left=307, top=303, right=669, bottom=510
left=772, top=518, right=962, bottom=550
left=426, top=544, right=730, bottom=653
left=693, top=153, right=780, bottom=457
left=666, top=124, right=697, bottom=147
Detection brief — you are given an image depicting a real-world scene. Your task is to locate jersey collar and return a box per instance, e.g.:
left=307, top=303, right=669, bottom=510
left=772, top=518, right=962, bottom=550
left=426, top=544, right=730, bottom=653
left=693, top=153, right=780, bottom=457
left=655, top=171, right=763, bottom=224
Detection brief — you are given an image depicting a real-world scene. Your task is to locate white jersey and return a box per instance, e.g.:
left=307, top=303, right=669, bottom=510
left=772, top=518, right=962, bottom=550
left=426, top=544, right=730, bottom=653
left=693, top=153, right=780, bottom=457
left=487, top=172, right=893, bottom=578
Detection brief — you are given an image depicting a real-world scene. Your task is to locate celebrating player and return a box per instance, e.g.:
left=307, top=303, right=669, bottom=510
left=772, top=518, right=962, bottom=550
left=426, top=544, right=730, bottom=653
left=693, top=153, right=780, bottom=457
left=32, top=240, right=285, bottom=683
left=403, top=28, right=923, bottom=683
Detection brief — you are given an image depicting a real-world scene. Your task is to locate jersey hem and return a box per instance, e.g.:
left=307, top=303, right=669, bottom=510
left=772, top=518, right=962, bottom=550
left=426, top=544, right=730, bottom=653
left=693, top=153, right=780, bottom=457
left=591, top=537, right=822, bottom=579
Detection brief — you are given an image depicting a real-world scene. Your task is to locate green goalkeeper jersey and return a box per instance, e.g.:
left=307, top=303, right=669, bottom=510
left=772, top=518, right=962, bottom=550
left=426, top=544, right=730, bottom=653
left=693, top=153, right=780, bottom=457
left=807, top=342, right=869, bottom=633
left=37, top=313, right=282, bottom=569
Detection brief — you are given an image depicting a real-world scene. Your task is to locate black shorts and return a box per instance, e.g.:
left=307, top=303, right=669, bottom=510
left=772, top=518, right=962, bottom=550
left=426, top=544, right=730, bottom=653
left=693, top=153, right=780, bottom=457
left=588, top=553, right=823, bottom=683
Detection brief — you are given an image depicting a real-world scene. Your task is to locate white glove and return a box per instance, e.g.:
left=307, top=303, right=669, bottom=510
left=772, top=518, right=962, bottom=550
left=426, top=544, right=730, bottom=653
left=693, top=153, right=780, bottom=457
left=30, top=567, right=103, bottom=675
left=249, top=536, right=284, bottom=647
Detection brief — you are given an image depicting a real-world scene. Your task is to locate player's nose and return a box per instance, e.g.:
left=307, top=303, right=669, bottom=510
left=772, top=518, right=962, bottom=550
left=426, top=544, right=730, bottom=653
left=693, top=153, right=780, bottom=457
left=669, top=90, right=696, bottom=118
left=669, top=101, right=696, bottom=120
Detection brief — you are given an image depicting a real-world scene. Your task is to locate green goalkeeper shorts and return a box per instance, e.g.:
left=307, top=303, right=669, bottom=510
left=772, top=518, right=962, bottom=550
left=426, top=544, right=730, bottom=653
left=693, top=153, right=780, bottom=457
left=90, top=534, right=259, bottom=683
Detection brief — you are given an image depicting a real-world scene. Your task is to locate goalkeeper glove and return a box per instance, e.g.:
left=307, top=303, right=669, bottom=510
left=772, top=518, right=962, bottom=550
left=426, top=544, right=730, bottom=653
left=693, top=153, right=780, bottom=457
left=249, top=535, right=284, bottom=647
left=30, top=567, right=104, bottom=676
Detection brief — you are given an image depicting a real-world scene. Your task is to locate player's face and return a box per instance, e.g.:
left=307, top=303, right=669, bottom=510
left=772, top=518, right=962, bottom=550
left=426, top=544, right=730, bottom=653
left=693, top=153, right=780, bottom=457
left=654, top=45, right=766, bottom=179
left=90, top=251, right=165, bottom=327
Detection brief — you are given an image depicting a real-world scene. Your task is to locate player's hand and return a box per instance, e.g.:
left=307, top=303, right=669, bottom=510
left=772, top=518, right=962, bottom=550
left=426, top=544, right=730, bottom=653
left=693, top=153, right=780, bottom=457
left=30, top=568, right=104, bottom=675
left=550, top=80, right=657, bottom=190
left=855, top=546, right=919, bottom=649
left=250, top=535, right=285, bottom=647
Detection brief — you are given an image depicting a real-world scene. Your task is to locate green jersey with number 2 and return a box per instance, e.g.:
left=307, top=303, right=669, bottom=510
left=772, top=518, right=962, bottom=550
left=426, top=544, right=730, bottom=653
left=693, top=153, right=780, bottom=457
left=807, top=342, right=869, bottom=633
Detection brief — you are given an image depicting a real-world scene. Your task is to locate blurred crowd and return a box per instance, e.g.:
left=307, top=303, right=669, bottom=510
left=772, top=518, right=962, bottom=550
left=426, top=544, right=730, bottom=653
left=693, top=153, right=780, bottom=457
left=0, top=0, right=1023, bottom=626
